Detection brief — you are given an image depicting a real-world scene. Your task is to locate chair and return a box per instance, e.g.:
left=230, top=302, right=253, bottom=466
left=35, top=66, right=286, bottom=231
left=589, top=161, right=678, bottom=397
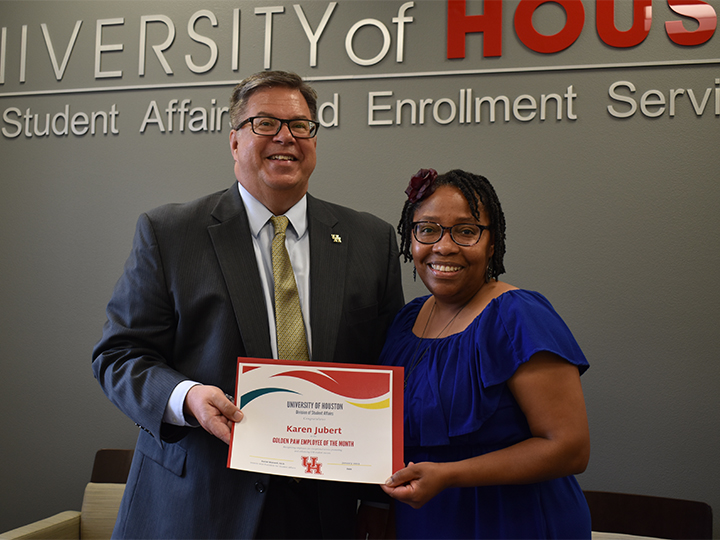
left=0, top=449, right=134, bottom=540
left=88, top=449, right=134, bottom=484
left=584, top=490, right=713, bottom=540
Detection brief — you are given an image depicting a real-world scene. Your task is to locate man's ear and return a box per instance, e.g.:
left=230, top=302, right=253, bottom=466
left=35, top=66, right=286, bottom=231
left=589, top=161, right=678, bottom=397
left=229, top=130, right=239, bottom=160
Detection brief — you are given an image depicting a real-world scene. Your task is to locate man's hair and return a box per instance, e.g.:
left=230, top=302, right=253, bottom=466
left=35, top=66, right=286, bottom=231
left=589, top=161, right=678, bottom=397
left=229, top=71, right=318, bottom=128
left=397, top=169, right=507, bottom=280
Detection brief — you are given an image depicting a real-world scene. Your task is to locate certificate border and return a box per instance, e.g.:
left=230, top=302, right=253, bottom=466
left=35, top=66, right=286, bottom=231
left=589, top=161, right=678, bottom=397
left=227, top=357, right=404, bottom=479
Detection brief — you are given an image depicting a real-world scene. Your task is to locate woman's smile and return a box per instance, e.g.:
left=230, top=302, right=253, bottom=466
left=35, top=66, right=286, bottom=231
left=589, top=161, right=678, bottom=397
left=428, top=262, right=463, bottom=274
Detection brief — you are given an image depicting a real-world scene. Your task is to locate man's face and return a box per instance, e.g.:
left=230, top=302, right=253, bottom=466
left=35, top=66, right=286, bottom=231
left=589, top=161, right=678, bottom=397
left=229, top=86, right=317, bottom=215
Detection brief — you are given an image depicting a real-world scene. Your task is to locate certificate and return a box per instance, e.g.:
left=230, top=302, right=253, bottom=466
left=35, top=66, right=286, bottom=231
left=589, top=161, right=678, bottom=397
left=227, top=357, right=403, bottom=484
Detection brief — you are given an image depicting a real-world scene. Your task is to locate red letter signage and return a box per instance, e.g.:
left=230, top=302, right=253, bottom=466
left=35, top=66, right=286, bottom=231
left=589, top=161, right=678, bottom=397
left=596, top=0, right=652, bottom=47
left=666, top=0, right=717, bottom=46
left=447, top=0, right=503, bottom=58
left=514, top=0, right=585, bottom=53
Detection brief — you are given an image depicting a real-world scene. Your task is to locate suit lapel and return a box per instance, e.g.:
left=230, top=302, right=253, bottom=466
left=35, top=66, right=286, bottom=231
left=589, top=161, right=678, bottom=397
left=208, top=185, right=273, bottom=359
left=307, top=195, right=347, bottom=362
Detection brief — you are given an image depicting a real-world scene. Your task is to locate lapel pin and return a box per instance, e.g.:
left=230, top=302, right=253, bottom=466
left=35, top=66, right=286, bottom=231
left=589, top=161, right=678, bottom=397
left=331, top=234, right=342, bottom=243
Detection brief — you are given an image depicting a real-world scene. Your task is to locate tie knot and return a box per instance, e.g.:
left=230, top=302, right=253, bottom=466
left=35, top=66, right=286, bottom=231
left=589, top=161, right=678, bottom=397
left=270, top=215, right=289, bottom=236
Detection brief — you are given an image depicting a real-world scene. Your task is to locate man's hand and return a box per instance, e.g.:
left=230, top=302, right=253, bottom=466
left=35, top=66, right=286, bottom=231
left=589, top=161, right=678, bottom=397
left=183, top=385, right=243, bottom=445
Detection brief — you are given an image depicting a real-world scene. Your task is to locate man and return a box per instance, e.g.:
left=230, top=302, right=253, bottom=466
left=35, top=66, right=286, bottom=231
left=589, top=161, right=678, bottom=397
left=92, top=71, right=404, bottom=539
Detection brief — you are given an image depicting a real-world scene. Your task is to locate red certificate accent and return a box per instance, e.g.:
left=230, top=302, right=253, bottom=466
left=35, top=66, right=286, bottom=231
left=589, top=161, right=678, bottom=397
left=227, top=357, right=404, bottom=484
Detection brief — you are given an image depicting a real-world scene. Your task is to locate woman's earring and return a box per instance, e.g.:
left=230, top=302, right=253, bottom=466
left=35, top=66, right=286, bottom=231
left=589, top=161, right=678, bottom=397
left=485, top=261, right=493, bottom=283
left=413, top=266, right=417, bottom=282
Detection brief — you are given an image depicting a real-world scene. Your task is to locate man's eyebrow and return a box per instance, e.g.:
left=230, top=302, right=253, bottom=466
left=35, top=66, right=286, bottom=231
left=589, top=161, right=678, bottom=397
left=254, top=112, right=311, bottom=120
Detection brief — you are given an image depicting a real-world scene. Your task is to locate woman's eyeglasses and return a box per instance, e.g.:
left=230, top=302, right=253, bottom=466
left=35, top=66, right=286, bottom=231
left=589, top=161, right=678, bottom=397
left=412, top=221, right=489, bottom=246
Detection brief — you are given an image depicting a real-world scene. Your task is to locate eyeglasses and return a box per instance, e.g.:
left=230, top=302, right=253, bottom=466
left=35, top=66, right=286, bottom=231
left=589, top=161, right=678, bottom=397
left=234, top=116, right=319, bottom=138
left=412, top=221, right=490, bottom=247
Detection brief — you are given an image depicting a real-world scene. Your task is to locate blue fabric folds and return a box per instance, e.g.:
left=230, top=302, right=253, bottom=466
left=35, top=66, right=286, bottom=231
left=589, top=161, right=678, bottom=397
left=380, top=289, right=589, bottom=449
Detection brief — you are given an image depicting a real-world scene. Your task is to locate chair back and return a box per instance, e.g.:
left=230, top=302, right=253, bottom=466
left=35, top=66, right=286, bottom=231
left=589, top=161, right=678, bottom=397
left=81, top=449, right=133, bottom=538
left=584, top=490, right=713, bottom=540
left=90, top=449, right=134, bottom=484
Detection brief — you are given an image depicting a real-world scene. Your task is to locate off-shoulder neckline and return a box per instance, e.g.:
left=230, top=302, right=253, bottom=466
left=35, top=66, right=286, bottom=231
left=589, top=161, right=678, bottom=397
left=410, top=287, right=527, bottom=340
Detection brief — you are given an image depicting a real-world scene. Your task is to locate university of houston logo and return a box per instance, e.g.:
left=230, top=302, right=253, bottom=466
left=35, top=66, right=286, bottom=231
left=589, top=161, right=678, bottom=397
left=301, top=456, right=322, bottom=475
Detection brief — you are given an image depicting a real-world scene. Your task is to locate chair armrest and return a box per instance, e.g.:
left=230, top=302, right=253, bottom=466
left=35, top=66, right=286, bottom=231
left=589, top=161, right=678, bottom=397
left=0, top=510, right=81, bottom=540
left=592, top=533, right=662, bottom=540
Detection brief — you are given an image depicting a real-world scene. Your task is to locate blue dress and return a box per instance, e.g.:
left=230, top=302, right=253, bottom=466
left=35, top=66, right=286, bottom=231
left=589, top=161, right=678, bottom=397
left=380, top=290, right=591, bottom=539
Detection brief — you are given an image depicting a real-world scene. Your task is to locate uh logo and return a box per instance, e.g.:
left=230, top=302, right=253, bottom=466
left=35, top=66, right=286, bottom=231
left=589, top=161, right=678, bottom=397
left=301, top=456, right=323, bottom=475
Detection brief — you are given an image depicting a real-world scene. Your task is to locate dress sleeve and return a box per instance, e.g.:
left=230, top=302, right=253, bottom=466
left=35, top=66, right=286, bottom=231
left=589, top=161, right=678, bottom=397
left=476, top=290, right=589, bottom=388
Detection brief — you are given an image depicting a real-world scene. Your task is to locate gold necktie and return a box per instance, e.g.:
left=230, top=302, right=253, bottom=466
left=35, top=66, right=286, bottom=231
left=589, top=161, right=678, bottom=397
left=270, top=216, right=309, bottom=362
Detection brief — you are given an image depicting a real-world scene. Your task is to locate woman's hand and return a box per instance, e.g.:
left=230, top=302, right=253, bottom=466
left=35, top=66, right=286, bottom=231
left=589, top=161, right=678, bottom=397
left=381, top=461, right=449, bottom=509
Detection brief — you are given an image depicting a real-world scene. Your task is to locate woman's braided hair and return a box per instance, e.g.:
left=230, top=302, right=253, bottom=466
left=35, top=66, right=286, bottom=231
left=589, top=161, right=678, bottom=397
left=397, top=169, right=507, bottom=280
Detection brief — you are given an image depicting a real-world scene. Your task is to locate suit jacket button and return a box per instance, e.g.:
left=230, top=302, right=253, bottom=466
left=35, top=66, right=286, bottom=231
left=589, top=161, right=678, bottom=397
left=255, top=481, right=266, bottom=493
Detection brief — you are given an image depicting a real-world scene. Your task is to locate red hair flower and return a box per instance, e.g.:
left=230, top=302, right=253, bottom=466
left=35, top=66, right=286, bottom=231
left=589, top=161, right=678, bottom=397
left=405, top=168, right=438, bottom=203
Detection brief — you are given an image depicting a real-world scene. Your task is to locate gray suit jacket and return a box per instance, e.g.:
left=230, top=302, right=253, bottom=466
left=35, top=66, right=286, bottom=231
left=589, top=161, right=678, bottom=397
left=92, top=184, right=404, bottom=539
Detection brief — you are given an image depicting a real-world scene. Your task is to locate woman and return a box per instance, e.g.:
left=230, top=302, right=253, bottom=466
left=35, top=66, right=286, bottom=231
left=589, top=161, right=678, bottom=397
left=380, top=169, right=591, bottom=539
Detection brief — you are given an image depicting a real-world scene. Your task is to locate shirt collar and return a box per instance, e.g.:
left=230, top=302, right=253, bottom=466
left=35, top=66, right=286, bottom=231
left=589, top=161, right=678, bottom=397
left=237, top=182, right=308, bottom=239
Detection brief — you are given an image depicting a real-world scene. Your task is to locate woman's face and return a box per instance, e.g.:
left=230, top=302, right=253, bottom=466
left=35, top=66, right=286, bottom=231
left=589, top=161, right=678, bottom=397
left=412, top=185, right=494, bottom=305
